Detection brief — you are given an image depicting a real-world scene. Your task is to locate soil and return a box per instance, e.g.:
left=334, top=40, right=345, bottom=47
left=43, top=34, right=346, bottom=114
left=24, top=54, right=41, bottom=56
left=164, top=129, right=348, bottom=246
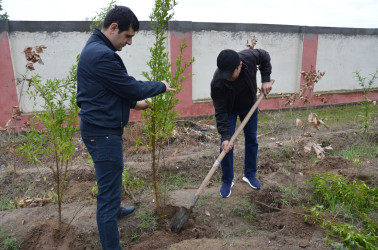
left=0, top=116, right=376, bottom=250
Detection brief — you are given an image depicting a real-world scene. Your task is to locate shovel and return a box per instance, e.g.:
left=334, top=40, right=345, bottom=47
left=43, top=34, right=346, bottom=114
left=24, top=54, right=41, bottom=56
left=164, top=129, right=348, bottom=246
left=170, top=80, right=275, bottom=233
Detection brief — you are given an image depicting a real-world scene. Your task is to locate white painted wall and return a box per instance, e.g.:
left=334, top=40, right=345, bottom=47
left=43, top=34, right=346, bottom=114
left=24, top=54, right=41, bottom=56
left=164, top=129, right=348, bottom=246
left=6, top=22, right=378, bottom=113
left=9, top=29, right=166, bottom=113
left=192, top=31, right=303, bottom=100
left=9, top=31, right=89, bottom=113
left=316, top=34, right=378, bottom=92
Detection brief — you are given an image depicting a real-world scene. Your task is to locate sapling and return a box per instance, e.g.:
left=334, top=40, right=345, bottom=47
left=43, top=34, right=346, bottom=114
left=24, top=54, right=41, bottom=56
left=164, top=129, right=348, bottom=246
left=139, top=0, right=194, bottom=217
left=354, top=69, right=377, bottom=134
left=353, top=69, right=377, bottom=178
left=17, top=49, right=80, bottom=229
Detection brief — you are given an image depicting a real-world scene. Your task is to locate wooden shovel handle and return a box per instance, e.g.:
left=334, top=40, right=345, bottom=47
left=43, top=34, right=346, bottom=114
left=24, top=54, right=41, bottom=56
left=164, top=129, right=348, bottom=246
left=189, top=79, right=275, bottom=208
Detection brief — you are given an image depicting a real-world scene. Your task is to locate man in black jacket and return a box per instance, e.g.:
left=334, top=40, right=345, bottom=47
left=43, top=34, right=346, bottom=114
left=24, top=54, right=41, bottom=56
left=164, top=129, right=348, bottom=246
left=210, top=49, right=272, bottom=198
left=77, top=6, right=174, bottom=250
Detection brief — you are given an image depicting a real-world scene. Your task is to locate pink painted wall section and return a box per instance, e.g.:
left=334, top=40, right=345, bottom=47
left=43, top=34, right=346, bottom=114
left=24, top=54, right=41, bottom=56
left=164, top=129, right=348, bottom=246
left=301, top=34, right=319, bottom=76
left=300, top=33, right=318, bottom=100
left=169, top=31, right=214, bottom=117
left=0, top=31, right=19, bottom=127
left=129, top=30, right=214, bottom=122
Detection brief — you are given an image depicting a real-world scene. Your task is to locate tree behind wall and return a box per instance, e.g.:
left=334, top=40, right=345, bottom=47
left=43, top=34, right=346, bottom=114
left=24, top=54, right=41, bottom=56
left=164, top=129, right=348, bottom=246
left=0, top=0, right=9, bottom=20
left=140, top=0, right=194, bottom=217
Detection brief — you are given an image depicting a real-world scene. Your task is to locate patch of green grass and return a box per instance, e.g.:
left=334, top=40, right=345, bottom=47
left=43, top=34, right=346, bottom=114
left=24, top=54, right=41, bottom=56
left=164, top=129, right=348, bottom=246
left=164, top=172, right=190, bottom=190
left=122, top=168, right=144, bottom=194
left=259, top=103, right=377, bottom=135
left=135, top=207, right=158, bottom=233
left=196, top=192, right=211, bottom=207
left=269, top=145, right=295, bottom=163
left=280, top=185, right=299, bottom=205
left=0, top=196, right=16, bottom=211
left=341, top=144, right=377, bottom=160
left=125, top=206, right=158, bottom=242
left=0, top=228, right=21, bottom=250
left=306, top=172, right=377, bottom=249
left=231, top=198, right=257, bottom=221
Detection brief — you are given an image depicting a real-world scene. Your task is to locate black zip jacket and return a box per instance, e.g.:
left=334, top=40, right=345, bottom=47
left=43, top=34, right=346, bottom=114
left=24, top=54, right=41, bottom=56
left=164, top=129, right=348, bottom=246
left=77, top=29, right=166, bottom=130
left=210, top=49, right=272, bottom=141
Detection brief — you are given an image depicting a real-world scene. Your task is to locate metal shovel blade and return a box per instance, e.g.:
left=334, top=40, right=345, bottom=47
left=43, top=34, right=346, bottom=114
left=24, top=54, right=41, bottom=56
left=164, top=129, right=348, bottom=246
left=170, top=207, right=189, bottom=233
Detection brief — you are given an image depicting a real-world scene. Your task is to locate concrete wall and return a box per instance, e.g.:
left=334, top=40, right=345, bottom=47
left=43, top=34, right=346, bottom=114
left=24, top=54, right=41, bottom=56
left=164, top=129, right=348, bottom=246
left=0, top=20, right=377, bottom=127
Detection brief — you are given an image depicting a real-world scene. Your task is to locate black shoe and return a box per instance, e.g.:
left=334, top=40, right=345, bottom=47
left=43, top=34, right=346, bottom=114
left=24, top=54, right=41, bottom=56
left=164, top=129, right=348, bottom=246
left=118, top=206, right=135, bottom=219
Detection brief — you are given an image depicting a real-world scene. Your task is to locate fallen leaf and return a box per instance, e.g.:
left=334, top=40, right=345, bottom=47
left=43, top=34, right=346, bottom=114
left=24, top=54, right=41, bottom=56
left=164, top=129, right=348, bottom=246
left=304, top=142, right=313, bottom=153
left=297, top=139, right=304, bottom=145
left=312, top=143, right=325, bottom=159
left=318, top=119, right=330, bottom=129
left=304, top=132, right=314, bottom=137
left=205, top=210, right=210, bottom=216
left=308, top=113, right=320, bottom=130
left=296, top=118, right=303, bottom=128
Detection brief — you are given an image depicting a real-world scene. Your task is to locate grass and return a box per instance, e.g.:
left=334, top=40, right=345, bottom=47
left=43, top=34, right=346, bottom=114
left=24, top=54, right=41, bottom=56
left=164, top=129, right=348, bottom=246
left=123, top=206, right=158, bottom=243
left=280, top=185, right=299, bottom=205
left=258, top=103, right=377, bottom=135
left=135, top=207, right=158, bottom=233
left=306, top=172, right=377, bottom=249
left=341, top=143, right=377, bottom=159
left=0, top=228, right=21, bottom=250
left=164, top=172, right=191, bottom=190
left=231, top=198, right=258, bottom=221
left=196, top=192, right=211, bottom=207
left=0, top=196, right=16, bottom=211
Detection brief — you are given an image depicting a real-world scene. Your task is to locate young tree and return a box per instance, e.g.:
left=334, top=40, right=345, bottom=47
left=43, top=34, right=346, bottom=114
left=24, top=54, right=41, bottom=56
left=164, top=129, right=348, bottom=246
left=139, top=0, right=194, bottom=217
left=0, top=0, right=9, bottom=20
left=17, top=46, right=80, bottom=229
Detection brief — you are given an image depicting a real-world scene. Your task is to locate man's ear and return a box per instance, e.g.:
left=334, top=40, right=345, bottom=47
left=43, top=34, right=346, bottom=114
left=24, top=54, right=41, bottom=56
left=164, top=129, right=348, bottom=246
left=109, top=23, right=119, bottom=33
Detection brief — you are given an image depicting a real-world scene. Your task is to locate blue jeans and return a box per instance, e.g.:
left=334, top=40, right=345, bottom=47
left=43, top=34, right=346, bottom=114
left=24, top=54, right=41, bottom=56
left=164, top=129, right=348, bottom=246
left=81, top=124, right=124, bottom=250
left=221, top=108, right=258, bottom=184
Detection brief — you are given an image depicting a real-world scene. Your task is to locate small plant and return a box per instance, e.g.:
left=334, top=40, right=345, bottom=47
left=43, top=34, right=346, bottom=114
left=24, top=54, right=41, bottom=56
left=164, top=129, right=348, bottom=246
left=0, top=196, right=16, bottom=211
left=136, top=207, right=158, bottom=233
left=280, top=185, right=299, bottom=205
left=122, top=168, right=143, bottom=202
left=17, top=51, right=80, bottom=229
left=232, top=198, right=257, bottom=221
left=354, top=69, right=377, bottom=134
left=0, top=228, right=21, bottom=250
left=91, top=182, right=98, bottom=198
left=307, top=172, right=377, bottom=249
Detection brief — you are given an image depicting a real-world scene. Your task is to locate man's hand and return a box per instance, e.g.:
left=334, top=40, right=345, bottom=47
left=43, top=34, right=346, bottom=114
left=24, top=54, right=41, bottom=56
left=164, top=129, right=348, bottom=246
left=162, top=80, right=176, bottom=92
left=262, top=81, right=273, bottom=96
left=134, top=100, right=152, bottom=110
left=222, top=140, right=234, bottom=153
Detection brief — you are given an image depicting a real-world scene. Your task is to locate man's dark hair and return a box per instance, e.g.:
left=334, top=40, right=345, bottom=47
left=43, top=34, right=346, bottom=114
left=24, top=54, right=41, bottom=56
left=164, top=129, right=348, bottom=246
left=103, top=6, right=139, bottom=33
